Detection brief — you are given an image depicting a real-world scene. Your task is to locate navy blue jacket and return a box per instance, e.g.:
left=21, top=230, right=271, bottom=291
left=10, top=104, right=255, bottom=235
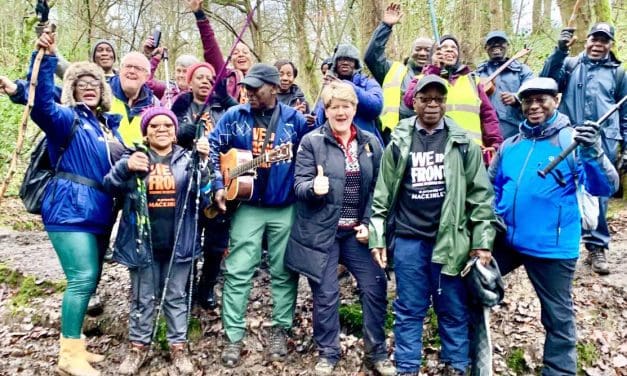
left=476, top=59, right=534, bottom=138
left=489, top=112, right=618, bottom=259
left=209, top=102, right=311, bottom=206
left=103, top=146, right=211, bottom=268
left=28, top=53, right=122, bottom=234
left=9, top=79, right=62, bottom=105
left=540, top=50, right=627, bottom=146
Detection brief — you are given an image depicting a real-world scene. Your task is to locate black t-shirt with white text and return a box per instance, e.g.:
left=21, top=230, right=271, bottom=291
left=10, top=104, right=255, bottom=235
left=395, top=125, right=448, bottom=240
left=147, top=152, right=176, bottom=260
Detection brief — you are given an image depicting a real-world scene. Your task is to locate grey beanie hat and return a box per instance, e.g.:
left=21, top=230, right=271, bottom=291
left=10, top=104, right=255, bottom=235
left=90, top=39, right=117, bottom=63
left=333, top=43, right=362, bottom=70
left=61, top=62, right=112, bottom=112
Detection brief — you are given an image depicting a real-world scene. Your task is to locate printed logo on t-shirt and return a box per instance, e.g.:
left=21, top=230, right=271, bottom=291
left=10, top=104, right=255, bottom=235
left=148, top=163, right=176, bottom=208
left=252, top=127, right=276, bottom=168
left=409, top=151, right=446, bottom=199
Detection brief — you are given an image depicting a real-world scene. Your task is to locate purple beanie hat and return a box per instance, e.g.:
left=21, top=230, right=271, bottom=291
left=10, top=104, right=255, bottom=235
left=140, top=107, right=179, bottom=136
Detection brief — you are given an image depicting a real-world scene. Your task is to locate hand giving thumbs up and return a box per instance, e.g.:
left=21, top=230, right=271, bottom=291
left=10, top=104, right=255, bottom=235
left=313, top=165, right=329, bottom=196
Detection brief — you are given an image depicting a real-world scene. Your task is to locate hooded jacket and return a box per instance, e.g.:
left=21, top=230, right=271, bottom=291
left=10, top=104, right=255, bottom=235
left=540, top=49, right=627, bottom=146
left=209, top=102, right=311, bottom=206
left=314, top=44, right=384, bottom=144
left=369, top=116, right=496, bottom=276
left=476, top=58, right=534, bottom=138
left=103, top=145, right=210, bottom=268
left=28, top=53, right=123, bottom=234
left=489, top=112, right=619, bottom=259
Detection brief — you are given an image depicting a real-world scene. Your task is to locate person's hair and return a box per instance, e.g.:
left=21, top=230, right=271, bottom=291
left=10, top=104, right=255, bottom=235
left=175, top=54, right=200, bottom=68
left=321, top=81, right=358, bottom=108
left=273, top=59, right=298, bottom=78
left=120, top=52, right=150, bottom=72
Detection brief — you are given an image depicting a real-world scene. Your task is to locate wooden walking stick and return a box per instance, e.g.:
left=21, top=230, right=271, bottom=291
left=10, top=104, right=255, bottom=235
left=565, top=0, right=584, bottom=48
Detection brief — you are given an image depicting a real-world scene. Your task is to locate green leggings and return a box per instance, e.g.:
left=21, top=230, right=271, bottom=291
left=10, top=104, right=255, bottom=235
left=48, top=232, right=108, bottom=338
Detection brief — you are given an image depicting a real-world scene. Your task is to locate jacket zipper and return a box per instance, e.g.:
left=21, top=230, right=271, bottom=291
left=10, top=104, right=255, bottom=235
left=556, top=205, right=561, bottom=246
left=510, top=139, right=536, bottom=244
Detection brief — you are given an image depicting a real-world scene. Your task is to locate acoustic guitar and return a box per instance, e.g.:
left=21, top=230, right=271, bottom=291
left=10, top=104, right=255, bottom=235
left=481, top=47, right=532, bottom=96
left=220, top=143, right=293, bottom=201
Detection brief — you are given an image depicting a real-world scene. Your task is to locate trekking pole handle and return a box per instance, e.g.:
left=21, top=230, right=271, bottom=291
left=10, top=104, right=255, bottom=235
left=538, top=95, right=627, bottom=178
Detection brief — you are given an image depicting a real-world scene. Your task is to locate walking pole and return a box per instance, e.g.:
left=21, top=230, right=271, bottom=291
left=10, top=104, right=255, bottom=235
left=538, top=95, right=627, bottom=178
left=427, top=0, right=440, bottom=43
left=162, top=48, right=173, bottom=108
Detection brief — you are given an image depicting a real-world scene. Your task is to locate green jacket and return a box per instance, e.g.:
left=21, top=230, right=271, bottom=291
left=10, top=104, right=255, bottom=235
left=369, top=116, right=497, bottom=276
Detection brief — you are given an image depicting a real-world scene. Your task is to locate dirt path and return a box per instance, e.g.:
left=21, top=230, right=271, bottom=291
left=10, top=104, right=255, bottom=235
left=0, top=198, right=626, bottom=375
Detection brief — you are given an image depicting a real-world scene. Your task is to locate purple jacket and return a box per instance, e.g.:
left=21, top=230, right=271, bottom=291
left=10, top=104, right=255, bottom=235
left=403, top=64, right=502, bottom=148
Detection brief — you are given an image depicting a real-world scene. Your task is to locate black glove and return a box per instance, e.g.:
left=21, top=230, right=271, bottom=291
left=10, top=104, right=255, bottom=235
left=574, top=121, right=600, bottom=147
left=558, top=28, right=575, bottom=51
left=36, top=0, right=50, bottom=24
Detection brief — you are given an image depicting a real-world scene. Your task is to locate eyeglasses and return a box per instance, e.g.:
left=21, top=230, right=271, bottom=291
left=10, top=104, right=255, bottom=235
left=122, top=64, right=148, bottom=73
left=75, top=79, right=101, bottom=90
left=148, top=123, right=175, bottom=130
left=521, top=96, right=554, bottom=106
left=415, top=96, right=447, bottom=104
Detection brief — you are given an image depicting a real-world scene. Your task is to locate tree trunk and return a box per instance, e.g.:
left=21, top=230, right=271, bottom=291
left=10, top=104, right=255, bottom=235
left=291, top=0, right=319, bottom=101
left=502, top=0, right=513, bottom=34
left=359, top=0, right=383, bottom=52
left=532, top=0, right=543, bottom=34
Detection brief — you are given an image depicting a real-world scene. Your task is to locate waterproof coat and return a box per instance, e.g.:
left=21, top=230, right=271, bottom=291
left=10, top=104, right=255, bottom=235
left=540, top=49, right=627, bottom=145
left=28, top=54, right=122, bottom=234
left=475, top=59, right=534, bottom=139
left=369, top=116, right=497, bottom=276
left=314, top=72, right=384, bottom=144
left=277, top=84, right=310, bottom=113
left=10, top=78, right=61, bottom=105
left=209, top=102, right=311, bottom=206
left=285, top=124, right=382, bottom=282
left=103, top=145, right=210, bottom=268
left=489, top=112, right=619, bottom=260
left=364, top=22, right=423, bottom=120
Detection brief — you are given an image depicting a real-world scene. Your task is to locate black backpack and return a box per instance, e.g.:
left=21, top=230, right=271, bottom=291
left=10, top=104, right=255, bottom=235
left=20, top=116, right=79, bottom=214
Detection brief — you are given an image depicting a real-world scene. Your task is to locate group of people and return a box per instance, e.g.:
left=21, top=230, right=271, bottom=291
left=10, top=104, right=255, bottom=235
left=0, top=1, right=625, bottom=375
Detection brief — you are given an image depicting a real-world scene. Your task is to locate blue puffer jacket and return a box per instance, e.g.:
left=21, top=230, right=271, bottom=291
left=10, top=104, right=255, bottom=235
left=489, top=112, right=618, bottom=259
left=28, top=53, right=122, bottom=234
left=314, top=72, right=384, bottom=144
left=103, top=146, right=210, bottom=268
left=476, top=59, right=534, bottom=139
left=540, top=49, right=627, bottom=144
left=209, top=102, right=311, bottom=206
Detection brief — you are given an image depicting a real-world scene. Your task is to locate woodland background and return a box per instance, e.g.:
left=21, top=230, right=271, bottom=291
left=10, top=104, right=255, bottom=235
left=0, top=0, right=625, bottom=193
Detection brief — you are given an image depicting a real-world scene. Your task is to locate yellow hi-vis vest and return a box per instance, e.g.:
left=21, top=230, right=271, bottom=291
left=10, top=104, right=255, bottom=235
left=110, top=96, right=143, bottom=147
left=415, top=73, right=483, bottom=145
left=380, top=61, right=409, bottom=132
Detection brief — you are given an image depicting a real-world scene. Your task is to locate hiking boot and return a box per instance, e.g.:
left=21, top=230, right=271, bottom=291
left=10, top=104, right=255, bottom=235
left=86, top=294, right=103, bottom=317
left=170, top=343, right=194, bottom=375
left=586, top=247, right=610, bottom=275
left=57, top=337, right=101, bottom=376
left=364, top=358, right=396, bottom=376
left=442, top=364, right=466, bottom=376
left=221, top=340, right=243, bottom=368
left=314, top=358, right=335, bottom=376
left=197, top=286, right=217, bottom=310
left=103, top=246, right=114, bottom=263
left=118, top=343, right=148, bottom=375
left=267, top=326, right=288, bottom=361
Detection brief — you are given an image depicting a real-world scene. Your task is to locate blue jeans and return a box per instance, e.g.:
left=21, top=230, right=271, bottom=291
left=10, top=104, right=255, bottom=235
left=492, top=241, right=577, bottom=376
left=393, top=237, right=470, bottom=373
left=582, top=136, right=618, bottom=250
left=308, top=229, right=388, bottom=363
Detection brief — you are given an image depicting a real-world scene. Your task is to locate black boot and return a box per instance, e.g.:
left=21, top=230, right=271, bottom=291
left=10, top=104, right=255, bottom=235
left=196, top=252, right=222, bottom=310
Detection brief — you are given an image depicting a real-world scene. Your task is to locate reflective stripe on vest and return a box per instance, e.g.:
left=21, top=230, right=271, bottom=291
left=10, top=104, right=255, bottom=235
left=416, top=73, right=483, bottom=145
left=380, top=61, right=409, bottom=131
left=110, top=97, right=143, bottom=147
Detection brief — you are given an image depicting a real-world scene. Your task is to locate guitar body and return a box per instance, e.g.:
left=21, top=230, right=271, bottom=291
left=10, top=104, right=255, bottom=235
left=220, top=148, right=254, bottom=201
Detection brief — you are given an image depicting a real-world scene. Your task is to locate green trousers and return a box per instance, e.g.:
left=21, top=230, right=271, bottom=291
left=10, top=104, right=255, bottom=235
left=48, top=232, right=108, bottom=338
left=222, top=204, right=297, bottom=342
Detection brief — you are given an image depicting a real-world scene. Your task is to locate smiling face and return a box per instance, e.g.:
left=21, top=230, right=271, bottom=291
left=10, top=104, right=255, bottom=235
left=278, top=63, right=295, bottom=93
left=73, top=74, right=102, bottom=110
left=325, top=98, right=357, bottom=136
left=120, top=53, right=150, bottom=97
left=485, top=38, right=508, bottom=61
left=190, top=66, right=215, bottom=103
left=439, top=39, right=459, bottom=67
left=412, top=85, right=447, bottom=129
left=232, top=43, right=253, bottom=73
left=175, top=65, right=189, bottom=90
left=411, top=38, right=432, bottom=66
left=521, top=93, right=559, bottom=125
left=145, top=114, right=176, bottom=152
left=585, top=34, right=613, bottom=60
left=93, top=43, right=115, bottom=72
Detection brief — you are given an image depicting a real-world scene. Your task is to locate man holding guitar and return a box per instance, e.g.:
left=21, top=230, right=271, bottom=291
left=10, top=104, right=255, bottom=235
left=208, top=63, right=311, bottom=368
left=476, top=31, right=534, bottom=139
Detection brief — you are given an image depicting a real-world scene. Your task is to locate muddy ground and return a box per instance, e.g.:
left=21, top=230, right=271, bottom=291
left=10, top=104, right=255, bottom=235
left=0, top=197, right=625, bottom=376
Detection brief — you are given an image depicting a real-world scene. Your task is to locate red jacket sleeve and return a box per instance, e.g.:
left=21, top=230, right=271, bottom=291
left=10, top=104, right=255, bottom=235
left=477, top=83, right=503, bottom=148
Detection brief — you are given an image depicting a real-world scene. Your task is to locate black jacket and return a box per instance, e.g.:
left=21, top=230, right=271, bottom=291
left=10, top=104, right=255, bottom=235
left=285, top=123, right=382, bottom=282
left=277, top=84, right=309, bottom=113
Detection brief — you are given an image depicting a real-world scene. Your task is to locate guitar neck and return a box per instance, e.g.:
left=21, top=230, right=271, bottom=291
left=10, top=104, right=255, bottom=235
left=230, top=153, right=267, bottom=178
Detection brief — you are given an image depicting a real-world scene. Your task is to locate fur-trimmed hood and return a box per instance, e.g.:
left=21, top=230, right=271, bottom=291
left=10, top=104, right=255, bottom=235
left=61, top=61, right=112, bottom=112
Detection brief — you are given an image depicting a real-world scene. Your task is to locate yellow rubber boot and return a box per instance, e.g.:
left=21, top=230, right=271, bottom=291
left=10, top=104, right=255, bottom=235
left=79, top=335, right=105, bottom=364
left=57, top=337, right=100, bottom=376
